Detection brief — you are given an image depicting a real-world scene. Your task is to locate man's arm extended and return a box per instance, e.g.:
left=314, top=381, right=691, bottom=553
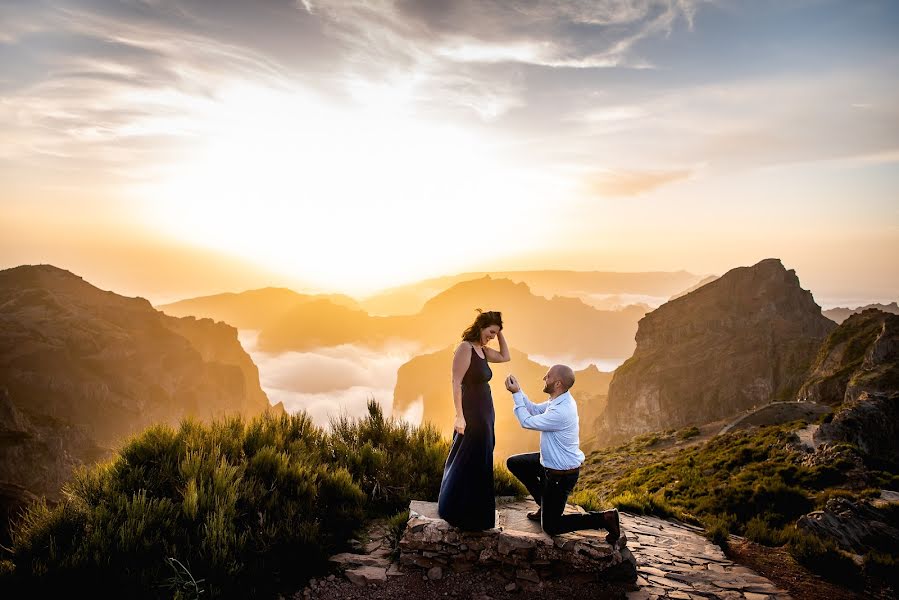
left=512, top=391, right=566, bottom=431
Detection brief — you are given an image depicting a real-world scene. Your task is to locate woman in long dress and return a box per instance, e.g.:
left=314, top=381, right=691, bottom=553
left=437, top=310, right=510, bottom=530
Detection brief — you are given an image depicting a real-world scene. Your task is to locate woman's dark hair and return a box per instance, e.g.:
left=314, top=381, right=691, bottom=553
left=461, top=309, right=503, bottom=343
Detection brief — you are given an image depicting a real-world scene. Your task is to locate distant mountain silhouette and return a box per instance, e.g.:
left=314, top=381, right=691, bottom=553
left=597, top=259, right=836, bottom=445
left=393, top=346, right=613, bottom=460
left=822, top=302, right=899, bottom=324
left=251, top=276, right=649, bottom=359
left=359, top=270, right=705, bottom=316
left=157, top=288, right=360, bottom=330
left=0, top=264, right=278, bottom=534
left=668, top=275, right=719, bottom=301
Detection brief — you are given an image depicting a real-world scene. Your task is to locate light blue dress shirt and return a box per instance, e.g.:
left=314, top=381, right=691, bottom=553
left=511, top=390, right=585, bottom=470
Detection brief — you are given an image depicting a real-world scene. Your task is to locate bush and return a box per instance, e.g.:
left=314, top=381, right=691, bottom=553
left=703, top=513, right=735, bottom=548
left=677, top=426, right=700, bottom=441
left=743, top=515, right=787, bottom=546
left=788, top=530, right=863, bottom=588
left=327, top=400, right=448, bottom=514
left=5, top=401, right=460, bottom=599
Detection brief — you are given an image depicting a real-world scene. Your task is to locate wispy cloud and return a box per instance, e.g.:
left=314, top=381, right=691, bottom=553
left=587, top=167, right=695, bottom=196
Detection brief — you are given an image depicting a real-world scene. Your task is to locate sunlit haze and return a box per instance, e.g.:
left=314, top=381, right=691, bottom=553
left=1, top=0, right=897, bottom=304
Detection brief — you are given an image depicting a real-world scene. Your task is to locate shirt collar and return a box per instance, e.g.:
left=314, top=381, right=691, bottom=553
left=549, top=390, right=572, bottom=405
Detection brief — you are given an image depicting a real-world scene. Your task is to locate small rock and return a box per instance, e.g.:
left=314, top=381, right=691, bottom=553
left=344, top=565, right=387, bottom=586
left=327, top=574, right=335, bottom=581
left=504, top=582, right=517, bottom=592
left=428, top=566, right=443, bottom=580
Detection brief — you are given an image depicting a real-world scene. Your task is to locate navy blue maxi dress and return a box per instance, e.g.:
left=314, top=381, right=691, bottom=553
left=437, top=344, right=496, bottom=530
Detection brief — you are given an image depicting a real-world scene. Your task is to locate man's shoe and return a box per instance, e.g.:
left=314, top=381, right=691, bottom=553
left=600, top=509, right=620, bottom=545
left=526, top=508, right=541, bottom=522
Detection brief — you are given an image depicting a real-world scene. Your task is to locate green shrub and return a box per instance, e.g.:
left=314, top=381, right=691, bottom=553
left=327, top=400, right=448, bottom=514
left=606, top=490, right=678, bottom=520
left=703, top=513, right=735, bottom=548
left=743, top=515, right=787, bottom=546
left=788, top=530, right=863, bottom=588
left=4, top=408, right=392, bottom=598
left=676, top=426, right=700, bottom=441
left=569, top=489, right=604, bottom=512
left=385, top=509, right=410, bottom=558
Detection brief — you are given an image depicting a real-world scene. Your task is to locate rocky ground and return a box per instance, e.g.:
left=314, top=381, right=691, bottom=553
left=286, top=500, right=794, bottom=600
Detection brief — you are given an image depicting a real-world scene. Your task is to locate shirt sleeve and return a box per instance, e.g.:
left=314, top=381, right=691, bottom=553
left=512, top=393, right=567, bottom=432
left=511, top=391, right=548, bottom=415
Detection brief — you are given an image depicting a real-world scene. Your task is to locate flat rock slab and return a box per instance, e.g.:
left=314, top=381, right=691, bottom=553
left=344, top=565, right=387, bottom=586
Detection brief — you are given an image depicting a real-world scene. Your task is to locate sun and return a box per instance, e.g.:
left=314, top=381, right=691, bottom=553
left=135, top=81, right=555, bottom=294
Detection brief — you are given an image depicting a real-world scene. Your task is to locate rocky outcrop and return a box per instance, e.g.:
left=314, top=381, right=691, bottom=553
left=598, top=259, right=835, bottom=444
left=797, top=496, right=899, bottom=556
left=393, top=347, right=612, bottom=460
left=798, top=309, right=898, bottom=405
left=802, top=310, right=899, bottom=465
left=399, top=500, right=636, bottom=590
left=0, top=265, right=276, bottom=531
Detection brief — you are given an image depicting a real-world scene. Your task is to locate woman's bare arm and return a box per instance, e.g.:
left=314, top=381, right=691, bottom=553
left=483, top=330, right=510, bottom=363
left=452, top=342, right=472, bottom=434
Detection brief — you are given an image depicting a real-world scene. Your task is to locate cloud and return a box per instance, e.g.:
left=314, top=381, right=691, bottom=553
left=238, top=332, right=421, bottom=425
left=586, top=167, right=694, bottom=196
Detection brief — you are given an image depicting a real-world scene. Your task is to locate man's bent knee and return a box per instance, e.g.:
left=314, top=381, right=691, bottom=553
left=505, top=453, right=527, bottom=473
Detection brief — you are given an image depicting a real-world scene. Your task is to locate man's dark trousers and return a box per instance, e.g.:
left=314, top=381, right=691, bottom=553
left=506, top=451, right=599, bottom=535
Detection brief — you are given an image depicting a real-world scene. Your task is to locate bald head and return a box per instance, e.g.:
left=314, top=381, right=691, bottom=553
left=551, top=364, right=576, bottom=391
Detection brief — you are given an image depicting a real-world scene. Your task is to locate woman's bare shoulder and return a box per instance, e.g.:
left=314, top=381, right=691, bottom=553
left=454, top=341, right=473, bottom=354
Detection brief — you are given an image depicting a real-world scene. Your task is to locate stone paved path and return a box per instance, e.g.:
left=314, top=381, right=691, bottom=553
left=321, top=498, right=792, bottom=600
left=622, top=510, right=791, bottom=600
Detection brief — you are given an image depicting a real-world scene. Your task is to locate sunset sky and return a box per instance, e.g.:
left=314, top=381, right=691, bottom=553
left=1, top=0, right=897, bottom=305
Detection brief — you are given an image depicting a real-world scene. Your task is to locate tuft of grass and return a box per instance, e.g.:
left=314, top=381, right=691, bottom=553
left=676, top=426, right=701, bottom=441
left=703, top=513, right=735, bottom=548
left=743, top=516, right=787, bottom=546
left=385, top=509, right=410, bottom=560
left=569, top=489, right=604, bottom=512
left=606, top=490, right=683, bottom=521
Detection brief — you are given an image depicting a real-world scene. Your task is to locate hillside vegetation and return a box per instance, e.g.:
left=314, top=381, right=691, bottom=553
left=1, top=402, right=525, bottom=598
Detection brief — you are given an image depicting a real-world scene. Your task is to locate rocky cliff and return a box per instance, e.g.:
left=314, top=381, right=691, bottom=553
left=0, top=265, right=276, bottom=528
left=803, top=309, right=899, bottom=466
left=0, top=388, right=106, bottom=543
left=597, top=259, right=835, bottom=444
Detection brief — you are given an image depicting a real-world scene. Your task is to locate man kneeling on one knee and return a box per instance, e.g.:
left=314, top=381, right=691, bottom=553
left=504, top=366, right=620, bottom=543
